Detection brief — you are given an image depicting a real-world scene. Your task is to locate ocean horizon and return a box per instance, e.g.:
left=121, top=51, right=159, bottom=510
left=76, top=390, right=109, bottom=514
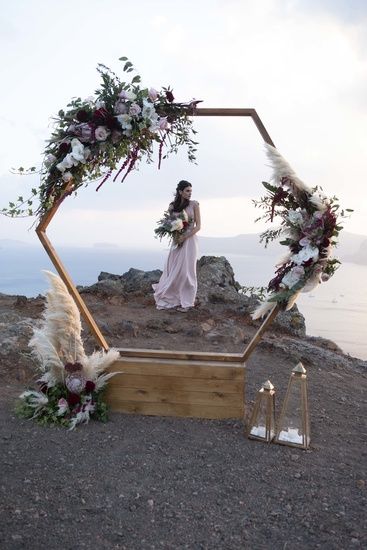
left=1, top=243, right=366, bottom=361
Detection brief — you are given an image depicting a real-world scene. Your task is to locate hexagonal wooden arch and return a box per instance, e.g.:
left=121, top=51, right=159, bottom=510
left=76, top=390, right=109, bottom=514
left=36, top=108, right=281, bottom=420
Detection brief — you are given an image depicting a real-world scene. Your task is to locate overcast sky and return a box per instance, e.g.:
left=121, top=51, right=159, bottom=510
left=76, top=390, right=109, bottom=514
left=1, top=0, right=366, bottom=250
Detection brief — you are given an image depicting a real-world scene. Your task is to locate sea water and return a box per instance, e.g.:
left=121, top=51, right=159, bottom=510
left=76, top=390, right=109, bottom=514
left=0, top=246, right=366, bottom=360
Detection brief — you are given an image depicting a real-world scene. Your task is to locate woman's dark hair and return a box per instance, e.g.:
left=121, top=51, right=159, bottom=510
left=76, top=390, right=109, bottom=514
left=171, top=180, right=192, bottom=212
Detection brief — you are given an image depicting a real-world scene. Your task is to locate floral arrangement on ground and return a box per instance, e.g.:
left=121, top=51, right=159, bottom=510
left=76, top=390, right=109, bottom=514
left=16, top=271, right=120, bottom=429
left=3, top=56, right=199, bottom=221
left=252, top=144, right=352, bottom=319
left=154, top=208, right=192, bottom=247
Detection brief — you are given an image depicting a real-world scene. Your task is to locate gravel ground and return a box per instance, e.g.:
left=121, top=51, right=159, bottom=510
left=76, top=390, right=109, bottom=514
left=1, top=343, right=366, bottom=550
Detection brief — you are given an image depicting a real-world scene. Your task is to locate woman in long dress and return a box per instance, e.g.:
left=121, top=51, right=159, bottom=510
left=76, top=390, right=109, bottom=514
left=153, top=180, right=201, bottom=311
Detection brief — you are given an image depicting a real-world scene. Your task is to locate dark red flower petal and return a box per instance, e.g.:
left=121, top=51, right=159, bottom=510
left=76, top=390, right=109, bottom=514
left=85, top=380, right=96, bottom=393
left=67, top=393, right=81, bottom=406
left=166, top=90, right=174, bottom=103
left=76, top=109, right=91, bottom=122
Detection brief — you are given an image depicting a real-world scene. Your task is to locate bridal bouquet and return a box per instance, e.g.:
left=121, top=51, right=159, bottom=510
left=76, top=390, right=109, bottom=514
left=154, top=209, right=191, bottom=246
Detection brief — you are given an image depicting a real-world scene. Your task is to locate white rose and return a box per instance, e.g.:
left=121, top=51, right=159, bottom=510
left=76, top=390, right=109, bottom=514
left=142, top=100, right=157, bottom=119
left=287, top=210, right=304, bottom=225
left=56, top=153, right=78, bottom=172
left=119, top=89, right=136, bottom=101
left=291, top=245, right=319, bottom=265
left=171, top=219, right=183, bottom=231
left=62, top=171, right=73, bottom=182
left=282, top=266, right=305, bottom=288
left=117, top=114, right=132, bottom=130
left=71, top=138, right=85, bottom=162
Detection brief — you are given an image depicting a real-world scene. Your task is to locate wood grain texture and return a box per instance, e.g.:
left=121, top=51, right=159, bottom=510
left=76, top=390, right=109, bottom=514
left=105, top=358, right=245, bottom=419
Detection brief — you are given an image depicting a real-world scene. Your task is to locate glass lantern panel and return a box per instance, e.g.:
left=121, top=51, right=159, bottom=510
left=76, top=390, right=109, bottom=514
left=250, top=396, right=275, bottom=439
left=277, top=378, right=306, bottom=445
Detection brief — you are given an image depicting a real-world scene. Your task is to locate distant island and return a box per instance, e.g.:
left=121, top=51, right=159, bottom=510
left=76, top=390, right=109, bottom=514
left=199, top=231, right=367, bottom=265
left=1, top=231, right=367, bottom=265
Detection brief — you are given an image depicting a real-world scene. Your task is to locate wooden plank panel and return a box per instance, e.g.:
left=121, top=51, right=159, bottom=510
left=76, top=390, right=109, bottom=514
left=108, top=400, right=244, bottom=419
left=106, top=386, right=243, bottom=407
left=108, top=359, right=245, bottom=380
left=118, top=348, right=244, bottom=363
left=107, top=374, right=244, bottom=394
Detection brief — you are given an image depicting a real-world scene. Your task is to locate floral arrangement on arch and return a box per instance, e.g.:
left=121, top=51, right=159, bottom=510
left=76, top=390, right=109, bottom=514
left=154, top=208, right=192, bottom=247
left=252, top=144, right=352, bottom=319
left=3, top=57, right=199, bottom=220
left=16, top=271, right=120, bottom=429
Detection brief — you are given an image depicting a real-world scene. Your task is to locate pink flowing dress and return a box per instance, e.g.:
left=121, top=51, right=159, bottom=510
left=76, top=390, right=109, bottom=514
left=153, top=200, right=199, bottom=309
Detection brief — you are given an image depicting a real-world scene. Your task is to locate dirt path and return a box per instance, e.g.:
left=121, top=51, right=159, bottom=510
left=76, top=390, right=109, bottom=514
left=0, top=290, right=366, bottom=549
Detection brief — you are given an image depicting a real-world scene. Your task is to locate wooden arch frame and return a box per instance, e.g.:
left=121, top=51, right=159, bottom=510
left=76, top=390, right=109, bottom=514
left=36, top=108, right=280, bottom=369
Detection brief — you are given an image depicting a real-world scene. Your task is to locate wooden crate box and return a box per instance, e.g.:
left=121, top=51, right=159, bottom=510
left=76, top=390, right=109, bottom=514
left=105, top=352, right=246, bottom=420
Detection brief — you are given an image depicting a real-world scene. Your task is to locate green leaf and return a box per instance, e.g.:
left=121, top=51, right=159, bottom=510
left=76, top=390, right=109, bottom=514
left=119, top=56, right=128, bottom=61
left=131, top=75, right=141, bottom=84
left=262, top=181, right=278, bottom=193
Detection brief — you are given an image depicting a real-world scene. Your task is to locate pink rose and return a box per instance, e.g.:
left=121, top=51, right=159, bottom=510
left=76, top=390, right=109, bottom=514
left=148, top=88, right=158, bottom=102
left=95, top=126, right=110, bottom=141
left=114, top=100, right=128, bottom=115
left=158, top=117, right=169, bottom=130
left=129, top=103, right=141, bottom=116
left=74, top=123, right=93, bottom=143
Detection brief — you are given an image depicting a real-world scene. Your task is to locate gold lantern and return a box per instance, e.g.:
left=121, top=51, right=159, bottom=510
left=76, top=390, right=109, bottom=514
left=275, top=362, right=310, bottom=449
left=247, top=380, right=276, bottom=443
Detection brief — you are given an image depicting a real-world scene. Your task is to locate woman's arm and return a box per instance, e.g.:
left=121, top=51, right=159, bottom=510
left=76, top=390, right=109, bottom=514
left=179, top=202, right=201, bottom=243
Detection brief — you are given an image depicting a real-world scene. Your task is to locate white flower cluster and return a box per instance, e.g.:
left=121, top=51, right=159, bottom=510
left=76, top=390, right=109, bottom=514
left=53, top=86, right=170, bottom=182
left=55, top=138, right=91, bottom=182
left=115, top=87, right=169, bottom=137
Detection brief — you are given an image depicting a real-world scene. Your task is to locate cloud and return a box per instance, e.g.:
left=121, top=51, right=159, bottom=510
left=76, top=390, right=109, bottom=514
left=0, top=0, right=366, bottom=244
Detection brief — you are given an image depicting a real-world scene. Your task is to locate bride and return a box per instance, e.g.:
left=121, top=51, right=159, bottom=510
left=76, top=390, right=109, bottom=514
left=153, top=180, right=201, bottom=312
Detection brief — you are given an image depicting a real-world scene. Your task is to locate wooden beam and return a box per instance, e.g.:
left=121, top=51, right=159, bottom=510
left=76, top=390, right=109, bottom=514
left=241, top=304, right=281, bottom=362
left=194, top=108, right=275, bottom=146
left=35, top=183, right=109, bottom=351
left=118, top=348, right=243, bottom=363
left=35, top=107, right=280, bottom=360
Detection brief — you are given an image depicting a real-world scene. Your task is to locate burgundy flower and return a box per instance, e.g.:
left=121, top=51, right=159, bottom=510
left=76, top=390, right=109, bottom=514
left=165, top=90, right=175, bottom=103
left=302, top=259, right=314, bottom=267
left=76, top=109, right=91, bottom=122
left=92, top=107, right=109, bottom=124
left=268, top=269, right=286, bottom=292
left=104, top=114, right=120, bottom=131
left=270, top=187, right=288, bottom=222
left=85, top=380, right=96, bottom=393
left=67, top=392, right=81, bottom=407
left=65, top=362, right=83, bottom=373
left=58, top=142, right=70, bottom=155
